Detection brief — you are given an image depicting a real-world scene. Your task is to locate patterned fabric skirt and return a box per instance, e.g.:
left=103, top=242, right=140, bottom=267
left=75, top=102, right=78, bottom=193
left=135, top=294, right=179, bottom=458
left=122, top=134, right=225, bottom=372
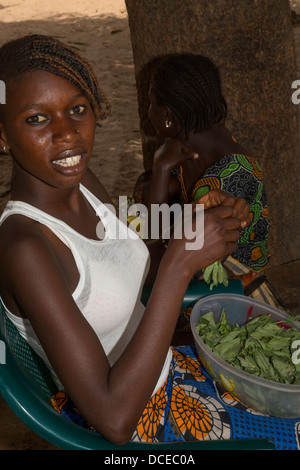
left=51, top=345, right=300, bottom=450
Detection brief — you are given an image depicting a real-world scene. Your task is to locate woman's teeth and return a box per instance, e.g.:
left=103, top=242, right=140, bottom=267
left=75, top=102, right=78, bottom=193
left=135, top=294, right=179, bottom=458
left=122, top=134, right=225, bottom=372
left=53, top=155, right=82, bottom=167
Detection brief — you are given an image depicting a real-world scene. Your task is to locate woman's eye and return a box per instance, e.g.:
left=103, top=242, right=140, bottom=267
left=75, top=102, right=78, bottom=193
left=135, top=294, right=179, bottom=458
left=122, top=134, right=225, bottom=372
left=69, top=105, right=86, bottom=116
left=26, top=114, right=47, bottom=124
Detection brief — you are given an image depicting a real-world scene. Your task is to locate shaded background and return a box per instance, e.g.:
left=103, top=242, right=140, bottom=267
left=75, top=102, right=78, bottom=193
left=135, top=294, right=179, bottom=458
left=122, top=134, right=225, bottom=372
left=126, top=0, right=300, bottom=268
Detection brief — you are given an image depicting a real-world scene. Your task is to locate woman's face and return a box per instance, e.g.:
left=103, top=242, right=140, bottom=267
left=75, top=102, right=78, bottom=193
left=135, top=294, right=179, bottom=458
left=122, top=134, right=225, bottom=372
left=0, top=69, right=97, bottom=189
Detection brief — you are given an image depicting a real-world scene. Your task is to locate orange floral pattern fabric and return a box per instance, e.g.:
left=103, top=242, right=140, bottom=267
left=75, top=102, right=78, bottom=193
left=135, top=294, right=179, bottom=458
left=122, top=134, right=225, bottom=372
left=135, top=382, right=167, bottom=442
left=51, top=346, right=300, bottom=449
left=131, top=347, right=231, bottom=443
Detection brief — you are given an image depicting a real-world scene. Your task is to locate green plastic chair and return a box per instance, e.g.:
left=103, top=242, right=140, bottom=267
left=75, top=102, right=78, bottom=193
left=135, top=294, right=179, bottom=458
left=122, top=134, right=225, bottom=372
left=0, top=280, right=275, bottom=450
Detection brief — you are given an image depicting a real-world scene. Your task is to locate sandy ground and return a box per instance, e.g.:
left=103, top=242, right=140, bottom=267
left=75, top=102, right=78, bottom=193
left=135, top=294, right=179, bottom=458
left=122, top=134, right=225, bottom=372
left=0, top=0, right=299, bottom=451
left=0, top=0, right=144, bottom=213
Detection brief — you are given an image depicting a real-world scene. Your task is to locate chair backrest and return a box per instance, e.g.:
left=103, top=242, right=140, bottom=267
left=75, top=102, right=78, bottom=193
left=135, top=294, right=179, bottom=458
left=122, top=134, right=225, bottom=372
left=0, top=302, right=57, bottom=400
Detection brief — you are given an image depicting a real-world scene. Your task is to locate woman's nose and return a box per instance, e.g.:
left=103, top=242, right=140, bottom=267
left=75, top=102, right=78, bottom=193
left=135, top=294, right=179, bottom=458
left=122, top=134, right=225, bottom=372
left=51, top=116, right=79, bottom=143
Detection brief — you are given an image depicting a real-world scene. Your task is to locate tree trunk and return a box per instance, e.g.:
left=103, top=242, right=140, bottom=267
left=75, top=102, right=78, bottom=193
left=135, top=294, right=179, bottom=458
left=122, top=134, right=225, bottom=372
left=125, top=0, right=300, bottom=267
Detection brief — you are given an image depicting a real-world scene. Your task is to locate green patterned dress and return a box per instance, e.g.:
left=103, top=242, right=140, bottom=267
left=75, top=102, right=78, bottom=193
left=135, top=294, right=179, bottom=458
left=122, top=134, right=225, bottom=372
left=185, top=154, right=270, bottom=272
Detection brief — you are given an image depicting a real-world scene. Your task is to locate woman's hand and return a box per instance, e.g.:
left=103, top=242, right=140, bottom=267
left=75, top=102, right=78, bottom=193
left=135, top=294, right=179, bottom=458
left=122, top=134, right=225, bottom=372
left=164, top=204, right=242, bottom=279
left=148, top=138, right=197, bottom=221
left=197, top=189, right=251, bottom=229
left=153, top=138, right=198, bottom=172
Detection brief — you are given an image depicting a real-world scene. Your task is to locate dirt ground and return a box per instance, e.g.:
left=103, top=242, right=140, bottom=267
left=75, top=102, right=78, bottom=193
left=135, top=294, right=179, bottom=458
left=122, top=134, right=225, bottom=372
left=0, top=0, right=299, bottom=450
left=0, top=0, right=145, bottom=214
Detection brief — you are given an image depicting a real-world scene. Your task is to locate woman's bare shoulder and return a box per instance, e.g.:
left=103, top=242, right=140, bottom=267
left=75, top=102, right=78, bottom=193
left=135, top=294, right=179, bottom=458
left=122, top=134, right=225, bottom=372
left=0, top=213, right=79, bottom=322
left=0, top=214, right=56, bottom=280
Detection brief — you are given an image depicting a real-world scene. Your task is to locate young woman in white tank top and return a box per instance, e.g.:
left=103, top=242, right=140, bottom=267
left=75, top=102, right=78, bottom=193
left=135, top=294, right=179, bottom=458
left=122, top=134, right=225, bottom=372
left=0, top=34, right=252, bottom=446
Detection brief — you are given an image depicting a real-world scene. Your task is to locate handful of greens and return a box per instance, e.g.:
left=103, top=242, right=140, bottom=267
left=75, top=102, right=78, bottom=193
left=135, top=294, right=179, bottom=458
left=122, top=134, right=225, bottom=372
left=196, top=310, right=300, bottom=384
left=203, top=261, right=228, bottom=290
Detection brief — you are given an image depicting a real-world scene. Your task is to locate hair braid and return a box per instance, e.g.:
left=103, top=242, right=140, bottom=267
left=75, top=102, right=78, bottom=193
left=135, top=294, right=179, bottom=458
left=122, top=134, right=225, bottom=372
left=0, top=34, right=111, bottom=121
left=151, top=53, right=227, bottom=137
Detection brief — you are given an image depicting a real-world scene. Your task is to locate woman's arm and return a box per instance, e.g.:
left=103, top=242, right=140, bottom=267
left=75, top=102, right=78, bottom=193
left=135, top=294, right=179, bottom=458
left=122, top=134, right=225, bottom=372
left=148, top=139, right=196, bottom=206
left=147, top=139, right=197, bottom=236
left=0, top=204, right=241, bottom=445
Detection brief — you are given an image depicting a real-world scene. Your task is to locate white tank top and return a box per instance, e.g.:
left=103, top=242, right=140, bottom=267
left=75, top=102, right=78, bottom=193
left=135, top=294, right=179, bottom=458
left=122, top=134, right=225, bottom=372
left=0, top=185, right=172, bottom=393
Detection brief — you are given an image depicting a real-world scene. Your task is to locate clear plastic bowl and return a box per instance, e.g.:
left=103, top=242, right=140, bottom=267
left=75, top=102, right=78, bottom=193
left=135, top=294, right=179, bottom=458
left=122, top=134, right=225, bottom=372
left=190, top=294, right=300, bottom=418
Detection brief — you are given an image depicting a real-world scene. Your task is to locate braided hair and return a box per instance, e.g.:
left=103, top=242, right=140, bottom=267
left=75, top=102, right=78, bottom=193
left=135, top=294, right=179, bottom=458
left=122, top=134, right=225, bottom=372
left=150, top=54, right=227, bottom=138
left=0, top=34, right=111, bottom=121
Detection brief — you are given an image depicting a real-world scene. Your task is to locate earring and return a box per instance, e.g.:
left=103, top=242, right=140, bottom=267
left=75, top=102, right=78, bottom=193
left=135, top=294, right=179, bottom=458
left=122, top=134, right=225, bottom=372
left=165, top=120, right=172, bottom=128
left=2, top=144, right=6, bottom=152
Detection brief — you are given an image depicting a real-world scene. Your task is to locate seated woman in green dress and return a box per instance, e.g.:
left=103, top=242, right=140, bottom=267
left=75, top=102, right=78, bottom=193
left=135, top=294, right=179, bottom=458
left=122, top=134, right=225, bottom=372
left=145, top=53, right=282, bottom=309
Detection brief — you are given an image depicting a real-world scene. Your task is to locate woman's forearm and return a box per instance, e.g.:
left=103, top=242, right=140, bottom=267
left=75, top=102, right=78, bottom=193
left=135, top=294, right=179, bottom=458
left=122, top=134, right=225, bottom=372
left=76, top=255, right=191, bottom=443
left=147, top=163, right=173, bottom=239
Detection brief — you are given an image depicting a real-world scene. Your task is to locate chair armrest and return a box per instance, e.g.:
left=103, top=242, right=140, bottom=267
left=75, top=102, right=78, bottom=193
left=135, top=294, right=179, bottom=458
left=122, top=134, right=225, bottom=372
left=141, top=279, right=243, bottom=308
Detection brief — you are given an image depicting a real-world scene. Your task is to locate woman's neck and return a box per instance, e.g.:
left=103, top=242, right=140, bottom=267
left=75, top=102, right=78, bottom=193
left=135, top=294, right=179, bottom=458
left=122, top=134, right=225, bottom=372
left=183, top=124, right=247, bottom=164
left=10, top=166, right=83, bottom=217
left=179, top=123, right=248, bottom=199
left=9, top=167, right=103, bottom=240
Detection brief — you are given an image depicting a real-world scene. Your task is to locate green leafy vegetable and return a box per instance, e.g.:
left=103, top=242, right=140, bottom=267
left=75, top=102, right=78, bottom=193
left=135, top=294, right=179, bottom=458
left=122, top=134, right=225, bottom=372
left=203, top=261, right=228, bottom=290
left=196, top=310, right=300, bottom=384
